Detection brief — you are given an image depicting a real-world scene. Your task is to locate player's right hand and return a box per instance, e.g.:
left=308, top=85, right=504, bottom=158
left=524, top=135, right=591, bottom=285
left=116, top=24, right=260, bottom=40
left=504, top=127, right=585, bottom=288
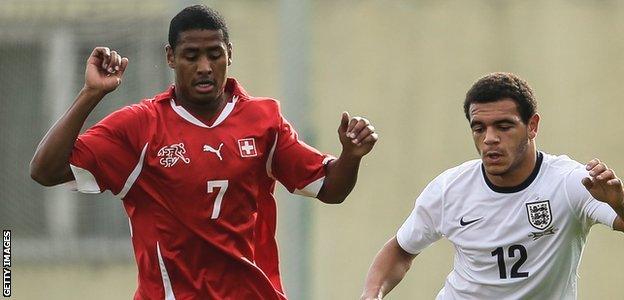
left=338, top=111, right=378, bottom=158
left=84, top=47, right=129, bottom=94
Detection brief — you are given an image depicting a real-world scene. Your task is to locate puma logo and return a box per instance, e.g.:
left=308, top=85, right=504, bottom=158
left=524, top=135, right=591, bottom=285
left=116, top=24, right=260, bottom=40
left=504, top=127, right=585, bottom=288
left=203, top=143, right=224, bottom=161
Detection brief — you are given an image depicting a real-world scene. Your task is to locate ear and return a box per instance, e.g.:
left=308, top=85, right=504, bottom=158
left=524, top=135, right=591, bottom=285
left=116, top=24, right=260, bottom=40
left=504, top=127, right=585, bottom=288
left=227, top=42, right=233, bottom=66
left=165, top=44, right=175, bottom=69
left=527, top=113, right=540, bottom=140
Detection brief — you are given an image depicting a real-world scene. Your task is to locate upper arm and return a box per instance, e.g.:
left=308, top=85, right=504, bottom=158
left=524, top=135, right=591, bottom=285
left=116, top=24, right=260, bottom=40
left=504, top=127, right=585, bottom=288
left=69, top=105, right=149, bottom=194
left=396, top=177, right=444, bottom=254
left=373, top=236, right=418, bottom=267
left=269, top=103, right=331, bottom=197
left=388, top=236, right=418, bottom=263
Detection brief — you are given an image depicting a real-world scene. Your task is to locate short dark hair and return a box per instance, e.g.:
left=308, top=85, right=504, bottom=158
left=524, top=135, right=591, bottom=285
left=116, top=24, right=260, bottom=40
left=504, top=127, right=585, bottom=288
left=463, top=72, right=537, bottom=124
left=168, top=5, right=229, bottom=50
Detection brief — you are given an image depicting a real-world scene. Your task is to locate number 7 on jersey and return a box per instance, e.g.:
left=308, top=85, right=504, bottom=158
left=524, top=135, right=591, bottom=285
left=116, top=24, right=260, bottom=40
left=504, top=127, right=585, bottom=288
left=208, top=180, right=229, bottom=219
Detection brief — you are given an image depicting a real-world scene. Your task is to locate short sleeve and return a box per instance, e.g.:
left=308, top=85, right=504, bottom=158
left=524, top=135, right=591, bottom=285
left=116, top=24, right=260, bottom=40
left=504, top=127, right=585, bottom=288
left=396, top=175, right=444, bottom=255
left=269, top=106, right=331, bottom=198
left=69, top=105, right=148, bottom=195
left=565, top=167, right=618, bottom=229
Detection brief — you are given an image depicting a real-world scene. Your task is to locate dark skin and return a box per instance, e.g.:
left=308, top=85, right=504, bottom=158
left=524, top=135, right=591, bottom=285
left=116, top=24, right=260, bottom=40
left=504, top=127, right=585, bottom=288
left=30, top=47, right=128, bottom=186
left=165, top=29, right=378, bottom=203
left=360, top=98, right=624, bottom=299
left=30, top=28, right=378, bottom=205
left=165, top=29, right=232, bottom=123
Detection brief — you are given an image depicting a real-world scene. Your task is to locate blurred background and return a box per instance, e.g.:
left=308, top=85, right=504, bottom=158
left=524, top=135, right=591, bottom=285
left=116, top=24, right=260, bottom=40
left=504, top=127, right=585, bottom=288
left=1, top=0, right=624, bottom=299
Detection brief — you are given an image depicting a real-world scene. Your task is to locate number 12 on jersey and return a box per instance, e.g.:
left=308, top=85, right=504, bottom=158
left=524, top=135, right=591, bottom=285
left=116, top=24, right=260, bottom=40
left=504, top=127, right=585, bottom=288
left=491, top=245, right=529, bottom=279
left=207, top=180, right=229, bottom=219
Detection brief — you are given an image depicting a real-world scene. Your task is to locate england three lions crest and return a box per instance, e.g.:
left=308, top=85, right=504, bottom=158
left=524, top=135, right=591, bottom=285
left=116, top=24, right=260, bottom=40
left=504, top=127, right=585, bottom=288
left=526, top=200, right=552, bottom=230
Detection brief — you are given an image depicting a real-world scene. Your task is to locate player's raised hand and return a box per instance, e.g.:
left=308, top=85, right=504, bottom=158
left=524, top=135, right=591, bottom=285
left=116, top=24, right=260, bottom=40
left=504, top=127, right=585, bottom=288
left=338, top=111, right=378, bottom=158
left=582, top=158, right=624, bottom=208
left=84, top=47, right=129, bottom=95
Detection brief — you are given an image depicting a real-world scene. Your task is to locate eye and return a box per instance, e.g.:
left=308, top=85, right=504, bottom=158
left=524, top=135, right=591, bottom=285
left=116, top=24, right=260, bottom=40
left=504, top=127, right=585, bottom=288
left=498, top=124, right=513, bottom=131
left=472, top=126, right=484, bottom=134
left=209, top=51, right=222, bottom=60
left=180, top=49, right=198, bottom=60
left=183, top=53, right=197, bottom=60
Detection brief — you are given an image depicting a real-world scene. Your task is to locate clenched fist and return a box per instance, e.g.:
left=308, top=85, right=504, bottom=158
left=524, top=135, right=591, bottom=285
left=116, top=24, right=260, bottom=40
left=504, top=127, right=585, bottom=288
left=84, top=47, right=129, bottom=95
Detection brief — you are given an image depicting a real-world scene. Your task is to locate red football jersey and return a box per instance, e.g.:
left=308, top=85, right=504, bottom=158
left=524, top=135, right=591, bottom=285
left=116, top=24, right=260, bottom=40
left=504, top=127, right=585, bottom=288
left=69, top=78, right=330, bottom=300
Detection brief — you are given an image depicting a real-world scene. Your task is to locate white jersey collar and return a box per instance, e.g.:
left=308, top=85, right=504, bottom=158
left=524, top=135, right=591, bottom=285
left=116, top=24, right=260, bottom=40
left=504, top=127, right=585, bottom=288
left=169, top=95, right=239, bottom=128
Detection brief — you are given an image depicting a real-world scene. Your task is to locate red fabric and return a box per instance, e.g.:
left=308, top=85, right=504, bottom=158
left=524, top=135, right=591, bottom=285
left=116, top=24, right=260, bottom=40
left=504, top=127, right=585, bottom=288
left=69, top=78, right=327, bottom=300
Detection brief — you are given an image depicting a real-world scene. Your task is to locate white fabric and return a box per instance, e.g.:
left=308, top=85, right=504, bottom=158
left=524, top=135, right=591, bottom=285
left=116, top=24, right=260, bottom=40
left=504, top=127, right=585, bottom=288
left=69, top=143, right=149, bottom=197
left=118, top=143, right=149, bottom=199
left=128, top=218, right=133, bottom=238
left=69, top=164, right=101, bottom=193
left=266, top=132, right=331, bottom=198
left=157, top=242, right=176, bottom=300
left=397, top=153, right=617, bottom=300
left=294, top=176, right=325, bottom=197
left=265, top=133, right=278, bottom=180
left=169, top=96, right=238, bottom=128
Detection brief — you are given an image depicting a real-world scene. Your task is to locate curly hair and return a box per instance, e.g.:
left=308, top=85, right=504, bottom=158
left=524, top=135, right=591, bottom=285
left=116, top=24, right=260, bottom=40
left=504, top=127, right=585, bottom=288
left=463, top=72, right=537, bottom=124
left=168, top=5, right=229, bottom=50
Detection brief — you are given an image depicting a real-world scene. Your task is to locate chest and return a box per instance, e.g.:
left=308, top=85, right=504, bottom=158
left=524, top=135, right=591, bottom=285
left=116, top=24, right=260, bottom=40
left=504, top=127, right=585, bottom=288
left=438, top=181, right=587, bottom=284
left=143, top=120, right=274, bottom=185
left=443, top=187, right=576, bottom=250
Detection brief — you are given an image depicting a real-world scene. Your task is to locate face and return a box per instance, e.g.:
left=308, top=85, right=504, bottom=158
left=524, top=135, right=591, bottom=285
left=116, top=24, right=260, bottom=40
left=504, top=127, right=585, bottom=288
left=469, top=98, right=539, bottom=178
left=166, top=29, right=232, bottom=106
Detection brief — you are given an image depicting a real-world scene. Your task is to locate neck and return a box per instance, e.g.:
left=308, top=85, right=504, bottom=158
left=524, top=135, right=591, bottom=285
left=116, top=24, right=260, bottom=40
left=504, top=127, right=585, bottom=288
left=486, top=145, right=537, bottom=188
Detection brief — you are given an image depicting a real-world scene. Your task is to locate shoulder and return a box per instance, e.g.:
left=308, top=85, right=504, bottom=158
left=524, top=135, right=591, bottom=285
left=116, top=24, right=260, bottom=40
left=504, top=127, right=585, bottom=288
left=236, top=96, right=286, bottom=127
left=430, top=159, right=482, bottom=190
left=93, top=94, right=163, bottom=134
left=439, top=159, right=482, bottom=183
left=106, top=99, right=156, bottom=121
left=240, top=96, right=281, bottom=112
left=541, top=152, right=586, bottom=177
left=411, top=160, right=481, bottom=210
left=540, top=152, right=590, bottom=197
left=121, top=87, right=175, bottom=119
left=227, top=77, right=281, bottom=114
left=227, top=78, right=285, bottom=121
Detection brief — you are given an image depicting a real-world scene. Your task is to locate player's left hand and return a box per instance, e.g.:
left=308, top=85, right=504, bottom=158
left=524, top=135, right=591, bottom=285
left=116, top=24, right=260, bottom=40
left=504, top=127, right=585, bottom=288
left=582, top=158, right=624, bottom=208
left=338, top=111, right=378, bottom=158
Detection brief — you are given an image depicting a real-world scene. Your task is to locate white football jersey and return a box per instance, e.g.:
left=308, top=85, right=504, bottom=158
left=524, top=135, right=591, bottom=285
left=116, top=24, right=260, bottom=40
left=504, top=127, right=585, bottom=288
left=397, top=152, right=617, bottom=299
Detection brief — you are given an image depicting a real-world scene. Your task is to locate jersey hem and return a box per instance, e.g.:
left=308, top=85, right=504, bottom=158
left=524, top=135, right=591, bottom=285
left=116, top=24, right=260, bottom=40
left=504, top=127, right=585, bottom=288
left=395, top=232, right=420, bottom=255
left=69, top=164, right=102, bottom=193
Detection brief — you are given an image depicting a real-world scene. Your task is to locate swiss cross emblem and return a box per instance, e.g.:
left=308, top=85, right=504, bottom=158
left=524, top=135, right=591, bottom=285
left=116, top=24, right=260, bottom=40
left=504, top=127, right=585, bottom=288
left=526, top=200, right=552, bottom=230
left=238, top=138, right=257, bottom=157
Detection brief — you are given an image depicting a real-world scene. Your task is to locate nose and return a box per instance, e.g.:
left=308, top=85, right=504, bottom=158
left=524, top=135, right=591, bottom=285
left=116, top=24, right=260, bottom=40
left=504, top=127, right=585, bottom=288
left=483, top=127, right=500, bottom=145
left=197, top=56, right=212, bottom=74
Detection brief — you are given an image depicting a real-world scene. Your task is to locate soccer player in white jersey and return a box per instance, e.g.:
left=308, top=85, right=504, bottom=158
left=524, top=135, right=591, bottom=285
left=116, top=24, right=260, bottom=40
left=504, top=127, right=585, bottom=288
left=361, top=72, right=624, bottom=299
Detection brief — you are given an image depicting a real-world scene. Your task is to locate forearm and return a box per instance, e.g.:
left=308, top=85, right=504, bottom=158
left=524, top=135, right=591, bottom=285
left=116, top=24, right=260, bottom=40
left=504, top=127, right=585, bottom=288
left=610, top=205, right=624, bottom=232
left=608, top=195, right=624, bottom=231
left=30, top=87, right=104, bottom=186
left=361, top=237, right=416, bottom=299
left=316, top=151, right=362, bottom=204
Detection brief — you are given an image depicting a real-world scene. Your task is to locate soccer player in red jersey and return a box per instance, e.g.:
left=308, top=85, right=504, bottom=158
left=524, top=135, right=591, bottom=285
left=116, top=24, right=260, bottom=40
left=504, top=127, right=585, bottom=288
left=30, top=5, right=378, bottom=300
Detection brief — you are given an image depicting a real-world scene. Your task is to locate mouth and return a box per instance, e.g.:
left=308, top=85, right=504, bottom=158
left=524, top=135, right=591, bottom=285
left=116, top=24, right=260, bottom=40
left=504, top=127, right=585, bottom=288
left=483, top=151, right=504, bottom=164
left=194, top=79, right=215, bottom=94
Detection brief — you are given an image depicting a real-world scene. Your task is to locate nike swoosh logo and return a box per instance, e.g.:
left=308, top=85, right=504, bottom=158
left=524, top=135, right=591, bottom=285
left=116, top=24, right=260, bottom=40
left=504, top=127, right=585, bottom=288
left=460, top=216, right=483, bottom=226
